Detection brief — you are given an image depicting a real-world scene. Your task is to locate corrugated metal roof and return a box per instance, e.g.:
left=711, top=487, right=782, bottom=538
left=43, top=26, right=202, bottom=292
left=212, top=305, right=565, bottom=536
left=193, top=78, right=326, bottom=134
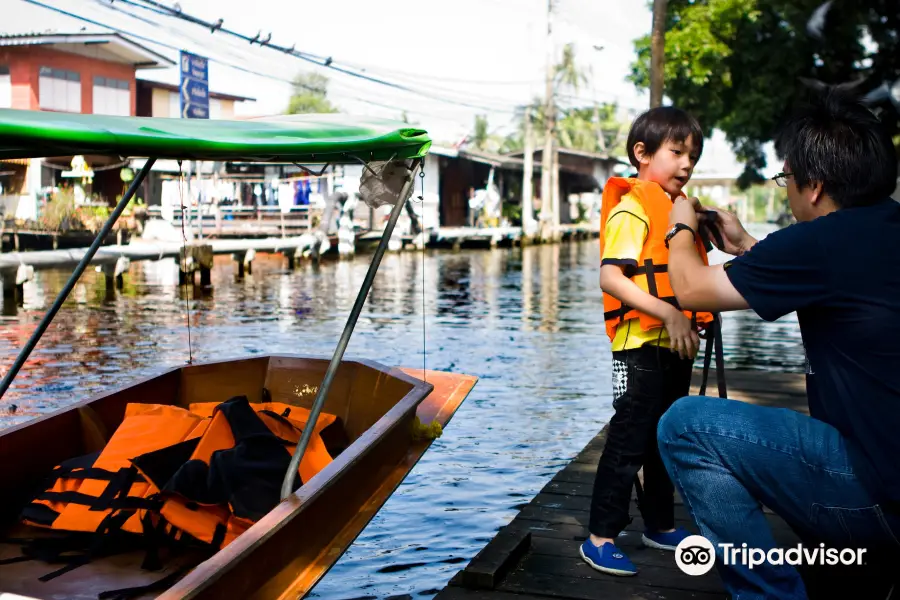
left=0, top=32, right=174, bottom=67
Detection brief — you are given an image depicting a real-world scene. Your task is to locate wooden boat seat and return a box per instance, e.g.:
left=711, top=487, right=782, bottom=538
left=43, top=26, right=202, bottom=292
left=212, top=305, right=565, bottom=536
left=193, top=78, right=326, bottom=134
left=0, top=523, right=204, bottom=600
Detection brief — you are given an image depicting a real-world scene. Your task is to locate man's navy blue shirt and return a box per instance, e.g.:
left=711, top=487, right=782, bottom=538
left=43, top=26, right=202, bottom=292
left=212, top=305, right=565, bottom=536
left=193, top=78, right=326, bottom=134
left=724, top=198, right=900, bottom=506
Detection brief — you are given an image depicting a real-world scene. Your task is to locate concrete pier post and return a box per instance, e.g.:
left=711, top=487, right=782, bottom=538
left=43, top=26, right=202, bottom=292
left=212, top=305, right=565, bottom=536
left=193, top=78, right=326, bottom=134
left=194, top=244, right=214, bottom=287
left=179, top=247, right=196, bottom=286
left=180, top=244, right=212, bottom=286
left=1, top=267, right=18, bottom=302
left=233, top=248, right=254, bottom=279
left=245, top=248, right=255, bottom=275
left=100, top=256, right=131, bottom=290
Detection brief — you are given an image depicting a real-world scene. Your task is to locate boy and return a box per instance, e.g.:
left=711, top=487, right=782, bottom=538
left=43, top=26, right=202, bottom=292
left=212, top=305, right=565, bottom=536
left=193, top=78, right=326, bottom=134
left=580, top=106, right=715, bottom=576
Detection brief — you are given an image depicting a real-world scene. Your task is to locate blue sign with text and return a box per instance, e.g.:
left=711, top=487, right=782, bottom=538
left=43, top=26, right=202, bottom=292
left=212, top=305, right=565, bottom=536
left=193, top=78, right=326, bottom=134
left=179, top=51, right=209, bottom=119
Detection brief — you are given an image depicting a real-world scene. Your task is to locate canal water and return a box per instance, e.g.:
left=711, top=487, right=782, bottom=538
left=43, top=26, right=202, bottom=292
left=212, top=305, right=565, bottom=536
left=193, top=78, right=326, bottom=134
left=0, top=228, right=803, bottom=599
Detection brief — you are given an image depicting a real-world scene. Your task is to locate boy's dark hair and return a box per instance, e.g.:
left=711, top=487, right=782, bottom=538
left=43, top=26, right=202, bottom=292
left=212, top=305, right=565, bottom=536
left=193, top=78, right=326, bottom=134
left=626, top=106, right=704, bottom=169
left=775, top=87, right=898, bottom=208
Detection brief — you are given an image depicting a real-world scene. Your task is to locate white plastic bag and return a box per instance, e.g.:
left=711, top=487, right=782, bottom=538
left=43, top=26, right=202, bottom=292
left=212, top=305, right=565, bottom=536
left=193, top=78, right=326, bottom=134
left=358, top=160, right=415, bottom=209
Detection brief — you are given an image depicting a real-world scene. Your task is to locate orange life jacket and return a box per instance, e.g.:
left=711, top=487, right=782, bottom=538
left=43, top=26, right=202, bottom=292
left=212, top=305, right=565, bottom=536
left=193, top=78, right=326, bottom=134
left=22, top=397, right=340, bottom=552
left=600, top=177, right=714, bottom=342
left=151, top=399, right=340, bottom=548
left=22, top=404, right=208, bottom=537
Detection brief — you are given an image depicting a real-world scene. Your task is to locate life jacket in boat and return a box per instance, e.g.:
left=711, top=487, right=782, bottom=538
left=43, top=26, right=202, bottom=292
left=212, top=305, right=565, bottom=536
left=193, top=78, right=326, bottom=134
left=21, top=396, right=341, bottom=552
left=599, top=177, right=715, bottom=342
left=141, top=398, right=341, bottom=548
left=22, top=403, right=209, bottom=537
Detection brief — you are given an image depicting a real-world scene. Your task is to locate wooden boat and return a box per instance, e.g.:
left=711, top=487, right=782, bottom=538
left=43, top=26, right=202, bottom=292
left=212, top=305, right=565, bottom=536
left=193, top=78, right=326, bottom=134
left=0, top=110, right=478, bottom=598
left=0, top=356, right=476, bottom=599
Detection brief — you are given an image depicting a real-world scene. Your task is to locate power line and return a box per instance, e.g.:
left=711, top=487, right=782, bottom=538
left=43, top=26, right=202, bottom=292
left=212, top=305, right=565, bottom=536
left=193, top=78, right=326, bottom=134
left=21, top=0, right=497, bottom=129
left=125, top=0, right=520, bottom=114
left=22, top=0, right=310, bottom=89
left=24, top=0, right=520, bottom=115
left=113, top=0, right=525, bottom=113
left=113, top=0, right=541, bottom=88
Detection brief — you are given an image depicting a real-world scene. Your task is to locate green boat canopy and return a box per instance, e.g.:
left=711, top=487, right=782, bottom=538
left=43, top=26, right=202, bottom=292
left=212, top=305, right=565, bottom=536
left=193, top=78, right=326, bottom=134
left=0, top=109, right=431, bottom=163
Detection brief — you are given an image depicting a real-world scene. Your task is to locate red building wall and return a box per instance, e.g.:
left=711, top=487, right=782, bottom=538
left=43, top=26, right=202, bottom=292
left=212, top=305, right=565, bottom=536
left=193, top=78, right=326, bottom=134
left=0, top=46, right=136, bottom=114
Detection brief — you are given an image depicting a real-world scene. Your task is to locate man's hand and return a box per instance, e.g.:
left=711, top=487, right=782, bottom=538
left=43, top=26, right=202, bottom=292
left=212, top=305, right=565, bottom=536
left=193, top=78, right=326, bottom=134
left=701, top=207, right=758, bottom=256
left=669, top=196, right=701, bottom=231
left=662, top=306, right=700, bottom=360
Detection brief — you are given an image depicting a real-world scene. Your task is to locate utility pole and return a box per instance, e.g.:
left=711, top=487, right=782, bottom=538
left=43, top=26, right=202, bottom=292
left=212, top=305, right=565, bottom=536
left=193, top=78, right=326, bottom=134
left=522, top=106, right=535, bottom=237
left=551, top=144, right=560, bottom=231
left=539, top=0, right=556, bottom=240
left=650, top=0, right=668, bottom=108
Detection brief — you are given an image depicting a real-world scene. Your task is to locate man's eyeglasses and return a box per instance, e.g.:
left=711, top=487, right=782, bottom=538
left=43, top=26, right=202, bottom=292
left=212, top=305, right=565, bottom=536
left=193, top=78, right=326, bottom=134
left=771, top=171, right=793, bottom=188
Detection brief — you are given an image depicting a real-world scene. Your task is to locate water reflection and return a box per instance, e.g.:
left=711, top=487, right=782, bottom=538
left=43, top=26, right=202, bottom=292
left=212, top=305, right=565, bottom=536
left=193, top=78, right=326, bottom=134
left=0, top=236, right=804, bottom=598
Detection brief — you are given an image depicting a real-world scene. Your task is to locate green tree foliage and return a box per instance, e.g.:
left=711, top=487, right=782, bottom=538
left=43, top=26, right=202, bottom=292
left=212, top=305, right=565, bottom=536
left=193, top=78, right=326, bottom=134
left=287, top=73, right=338, bottom=114
left=630, top=0, right=900, bottom=187
left=473, top=114, right=491, bottom=149
left=496, top=44, right=630, bottom=156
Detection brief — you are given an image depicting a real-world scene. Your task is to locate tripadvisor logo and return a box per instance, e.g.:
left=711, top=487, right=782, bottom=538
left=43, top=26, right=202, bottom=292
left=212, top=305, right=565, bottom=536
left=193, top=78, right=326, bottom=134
left=675, top=535, right=716, bottom=576
left=675, top=535, right=868, bottom=576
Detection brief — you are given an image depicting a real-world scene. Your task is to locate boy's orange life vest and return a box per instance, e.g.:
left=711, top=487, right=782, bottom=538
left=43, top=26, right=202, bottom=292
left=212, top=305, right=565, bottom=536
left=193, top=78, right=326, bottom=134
left=599, top=177, right=714, bottom=342
left=22, top=397, right=340, bottom=551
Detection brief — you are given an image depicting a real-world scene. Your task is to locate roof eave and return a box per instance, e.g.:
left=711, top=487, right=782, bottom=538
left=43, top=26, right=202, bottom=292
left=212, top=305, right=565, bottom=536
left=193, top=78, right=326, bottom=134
left=0, top=33, right=175, bottom=68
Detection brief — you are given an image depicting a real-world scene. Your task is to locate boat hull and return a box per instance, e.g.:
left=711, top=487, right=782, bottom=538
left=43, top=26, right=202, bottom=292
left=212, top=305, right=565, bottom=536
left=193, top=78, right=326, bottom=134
left=0, top=356, right=476, bottom=600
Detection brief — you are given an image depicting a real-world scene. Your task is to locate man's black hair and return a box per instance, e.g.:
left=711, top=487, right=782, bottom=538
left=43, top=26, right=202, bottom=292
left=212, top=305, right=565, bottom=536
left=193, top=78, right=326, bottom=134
left=626, top=106, right=704, bottom=169
left=775, top=87, right=898, bottom=208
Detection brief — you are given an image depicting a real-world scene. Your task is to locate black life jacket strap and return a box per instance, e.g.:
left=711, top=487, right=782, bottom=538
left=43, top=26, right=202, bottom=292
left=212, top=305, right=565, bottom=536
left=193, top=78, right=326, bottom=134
left=33, top=467, right=159, bottom=513
left=51, top=466, right=121, bottom=481
left=21, top=501, right=62, bottom=527
left=698, top=213, right=726, bottom=254
left=604, top=295, right=680, bottom=323
left=210, top=522, right=227, bottom=550
left=699, top=313, right=728, bottom=399
left=38, top=557, right=90, bottom=582
left=258, top=409, right=301, bottom=432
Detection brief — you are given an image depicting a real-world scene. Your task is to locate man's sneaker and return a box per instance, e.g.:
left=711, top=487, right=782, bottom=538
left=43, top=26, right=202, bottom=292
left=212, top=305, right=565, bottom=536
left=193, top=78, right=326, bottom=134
left=642, top=527, right=691, bottom=551
left=579, top=539, right=637, bottom=576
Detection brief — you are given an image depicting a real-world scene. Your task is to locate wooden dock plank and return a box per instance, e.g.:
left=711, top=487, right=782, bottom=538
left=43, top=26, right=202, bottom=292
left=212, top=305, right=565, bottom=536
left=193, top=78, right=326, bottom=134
left=457, top=526, right=532, bottom=589
left=436, top=588, right=558, bottom=600
left=437, top=368, right=900, bottom=598
left=498, top=571, right=723, bottom=600
left=434, top=368, right=900, bottom=600
left=510, top=553, right=725, bottom=594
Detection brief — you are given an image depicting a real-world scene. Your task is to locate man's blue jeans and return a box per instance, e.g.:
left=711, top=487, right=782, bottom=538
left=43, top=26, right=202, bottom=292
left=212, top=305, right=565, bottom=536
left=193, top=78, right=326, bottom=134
left=657, top=395, right=900, bottom=599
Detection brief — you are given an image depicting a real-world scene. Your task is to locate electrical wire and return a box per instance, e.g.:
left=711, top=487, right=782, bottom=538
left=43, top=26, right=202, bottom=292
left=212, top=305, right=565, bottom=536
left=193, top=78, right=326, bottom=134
left=22, top=0, right=509, bottom=127
left=123, top=0, right=521, bottom=113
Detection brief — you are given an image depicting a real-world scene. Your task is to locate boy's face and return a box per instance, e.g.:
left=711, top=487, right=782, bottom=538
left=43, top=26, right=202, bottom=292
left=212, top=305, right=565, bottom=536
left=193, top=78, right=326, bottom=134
left=635, top=135, right=700, bottom=197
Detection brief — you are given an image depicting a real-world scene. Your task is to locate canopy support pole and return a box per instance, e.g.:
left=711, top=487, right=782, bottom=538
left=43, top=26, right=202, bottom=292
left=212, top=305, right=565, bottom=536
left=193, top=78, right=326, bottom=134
left=280, top=158, right=422, bottom=500
left=0, top=158, right=157, bottom=401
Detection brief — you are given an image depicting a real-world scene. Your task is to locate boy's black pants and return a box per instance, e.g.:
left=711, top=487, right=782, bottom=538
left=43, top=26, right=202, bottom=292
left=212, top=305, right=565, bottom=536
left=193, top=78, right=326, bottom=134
left=589, top=344, right=694, bottom=538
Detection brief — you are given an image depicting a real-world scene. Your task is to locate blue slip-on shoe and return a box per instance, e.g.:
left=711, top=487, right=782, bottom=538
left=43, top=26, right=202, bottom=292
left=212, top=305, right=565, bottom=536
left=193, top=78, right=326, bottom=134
left=642, top=527, right=691, bottom=551
left=579, top=539, right=637, bottom=576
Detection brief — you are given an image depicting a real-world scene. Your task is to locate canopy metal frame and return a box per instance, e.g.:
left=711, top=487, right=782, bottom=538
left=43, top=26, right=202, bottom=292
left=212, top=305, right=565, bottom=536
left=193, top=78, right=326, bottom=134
left=0, top=146, right=425, bottom=504
left=0, top=158, right=156, bottom=399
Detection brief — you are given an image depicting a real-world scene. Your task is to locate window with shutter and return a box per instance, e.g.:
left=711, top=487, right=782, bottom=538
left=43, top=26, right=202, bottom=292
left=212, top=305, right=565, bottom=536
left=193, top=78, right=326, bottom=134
left=92, top=76, right=130, bottom=116
left=0, top=66, right=10, bottom=109
left=39, top=67, right=81, bottom=112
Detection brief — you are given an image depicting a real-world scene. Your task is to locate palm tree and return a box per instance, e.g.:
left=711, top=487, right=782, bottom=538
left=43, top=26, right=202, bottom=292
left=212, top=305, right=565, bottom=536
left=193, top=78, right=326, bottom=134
left=472, top=115, right=491, bottom=150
